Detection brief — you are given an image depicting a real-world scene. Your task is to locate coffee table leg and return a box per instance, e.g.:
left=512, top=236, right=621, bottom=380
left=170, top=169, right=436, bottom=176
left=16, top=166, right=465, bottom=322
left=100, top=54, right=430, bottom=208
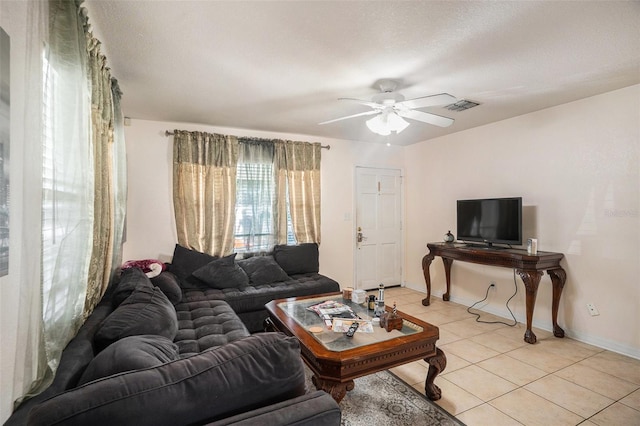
left=263, top=317, right=276, bottom=332
left=424, top=348, right=446, bottom=401
left=312, top=375, right=354, bottom=403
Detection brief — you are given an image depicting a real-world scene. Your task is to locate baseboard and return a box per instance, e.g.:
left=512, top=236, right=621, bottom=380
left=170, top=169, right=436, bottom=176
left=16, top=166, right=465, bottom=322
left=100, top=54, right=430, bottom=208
left=403, top=281, right=640, bottom=360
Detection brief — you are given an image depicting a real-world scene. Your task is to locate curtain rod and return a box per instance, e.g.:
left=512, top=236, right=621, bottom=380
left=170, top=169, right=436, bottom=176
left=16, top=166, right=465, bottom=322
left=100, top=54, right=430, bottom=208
left=164, top=130, right=330, bottom=150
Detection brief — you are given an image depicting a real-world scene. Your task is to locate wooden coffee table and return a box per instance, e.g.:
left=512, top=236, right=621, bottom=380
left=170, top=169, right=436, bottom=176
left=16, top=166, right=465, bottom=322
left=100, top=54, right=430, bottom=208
left=265, top=292, right=446, bottom=403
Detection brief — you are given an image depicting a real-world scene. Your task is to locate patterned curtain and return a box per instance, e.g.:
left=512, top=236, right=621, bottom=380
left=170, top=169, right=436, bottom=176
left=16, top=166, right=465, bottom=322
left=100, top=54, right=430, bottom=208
left=274, top=141, right=322, bottom=244
left=109, top=81, right=127, bottom=291
left=84, top=34, right=123, bottom=317
left=28, top=0, right=94, bottom=404
left=173, top=131, right=238, bottom=256
left=12, top=0, right=127, bottom=407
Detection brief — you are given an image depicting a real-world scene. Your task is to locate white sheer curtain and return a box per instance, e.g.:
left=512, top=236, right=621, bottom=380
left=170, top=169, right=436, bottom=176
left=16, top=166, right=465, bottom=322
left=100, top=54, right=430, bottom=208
left=42, top=0, right=94, bottom=371
left=13, top=0, right=94, bottom=406
left=12, top=0, right=47, bottom=408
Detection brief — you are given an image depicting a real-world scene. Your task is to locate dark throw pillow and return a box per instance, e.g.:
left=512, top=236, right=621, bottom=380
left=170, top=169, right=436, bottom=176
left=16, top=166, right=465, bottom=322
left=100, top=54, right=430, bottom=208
left=150, top=271, right=182, bottom=305
left=273, top=243, right=319, bottom=275
left=167, top=244, right=218, bottom=280
left=237, top=256, right=290, bottom=285
left=78, top=335, right=180, bottom=386
left=94, top=286, right=178, bottom=352
left=192, top=253, right=249, bottom=289
left=111, top=267, right=154, bottom=308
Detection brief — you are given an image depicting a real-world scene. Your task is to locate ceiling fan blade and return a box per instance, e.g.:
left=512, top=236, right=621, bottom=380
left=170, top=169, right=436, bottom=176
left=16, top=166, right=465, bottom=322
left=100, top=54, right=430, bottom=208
left=397, top=109, right=454, bottom=128
left=397, top=93, right=457, bottom=109
left=338, top=98, right=384, bottom=109
left=319, top=110, right=379, bottom=125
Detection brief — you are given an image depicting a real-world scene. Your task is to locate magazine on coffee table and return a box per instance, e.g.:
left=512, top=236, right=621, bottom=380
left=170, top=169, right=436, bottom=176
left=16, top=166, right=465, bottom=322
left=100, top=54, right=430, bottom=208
left=307, top=300, right=373, bottom=331
left=307, top=300, right=356, bottom=327
left=331, top=318, right=374, bottom=333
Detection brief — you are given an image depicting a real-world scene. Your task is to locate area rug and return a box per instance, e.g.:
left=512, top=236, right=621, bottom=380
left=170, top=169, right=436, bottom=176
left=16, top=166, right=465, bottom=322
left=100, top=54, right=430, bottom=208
left=304, top=368, right=465, bottom=426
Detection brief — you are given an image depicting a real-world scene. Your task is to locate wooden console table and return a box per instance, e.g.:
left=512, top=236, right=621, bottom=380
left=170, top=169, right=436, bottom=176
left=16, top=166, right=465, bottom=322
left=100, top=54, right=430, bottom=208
left=422, top=242, right=566, bottom=344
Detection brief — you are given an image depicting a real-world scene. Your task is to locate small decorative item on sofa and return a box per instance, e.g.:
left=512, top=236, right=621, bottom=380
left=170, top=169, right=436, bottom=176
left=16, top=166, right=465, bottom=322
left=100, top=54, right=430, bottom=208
left=122, top=259, right=166, bottom=278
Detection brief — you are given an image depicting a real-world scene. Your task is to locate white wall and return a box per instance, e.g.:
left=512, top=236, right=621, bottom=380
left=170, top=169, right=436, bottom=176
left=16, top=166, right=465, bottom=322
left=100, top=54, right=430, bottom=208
left=0, top=1, right=29, bottom=422
left=404, top=85, right=639, bottom=357
left=123, top=119, right=405, bottom=289
left=125, top=86, right=639, bottom=359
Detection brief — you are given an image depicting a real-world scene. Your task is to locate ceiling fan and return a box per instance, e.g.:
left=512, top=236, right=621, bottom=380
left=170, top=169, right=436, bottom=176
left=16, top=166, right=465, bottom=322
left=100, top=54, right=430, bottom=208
left=319, top=79, right=456, bottom=136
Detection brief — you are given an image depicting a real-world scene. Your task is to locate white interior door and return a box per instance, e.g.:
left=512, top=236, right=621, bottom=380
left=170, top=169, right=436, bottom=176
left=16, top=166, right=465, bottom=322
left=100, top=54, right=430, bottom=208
left=355, top=167, right=403, bottom=290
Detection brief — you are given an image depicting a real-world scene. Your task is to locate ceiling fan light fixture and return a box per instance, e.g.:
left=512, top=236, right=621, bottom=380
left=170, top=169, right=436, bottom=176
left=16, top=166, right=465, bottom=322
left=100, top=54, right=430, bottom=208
left=366, top=112, right=410, bottom=136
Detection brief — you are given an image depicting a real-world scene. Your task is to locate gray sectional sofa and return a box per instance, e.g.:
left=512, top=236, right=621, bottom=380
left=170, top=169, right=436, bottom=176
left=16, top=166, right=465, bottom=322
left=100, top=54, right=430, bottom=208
left=5, top=243, right=341, bottom=426
left=170, top=242, right=341, bottom=333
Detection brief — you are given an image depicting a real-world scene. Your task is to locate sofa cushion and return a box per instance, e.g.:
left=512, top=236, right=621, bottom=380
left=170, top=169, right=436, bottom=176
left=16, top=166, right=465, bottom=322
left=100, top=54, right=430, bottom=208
left=94, top=286, right=178, bottom=352
left=27, top=333, right=307, bottom=426
left=192, top=253, right=249, bottom=289
left=237, top=255, right=290, bottom=286
left=112, top=267, right=154, bottom=308
left=167, top=244, right=218, bottom=280
left=78, top=335, right=180, bottom=386
left=174, top=299, right=250, bottom=356
left=150, top=271, right=182, bottom=305
left=273, top=243, right=319, bottom=275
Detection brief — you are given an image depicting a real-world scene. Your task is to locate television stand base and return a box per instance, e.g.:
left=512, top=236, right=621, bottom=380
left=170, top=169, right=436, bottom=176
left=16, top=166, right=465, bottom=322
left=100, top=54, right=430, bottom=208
left=463, top=243, right=509, bottom=250
left=421, top=242, right=566, bottom=344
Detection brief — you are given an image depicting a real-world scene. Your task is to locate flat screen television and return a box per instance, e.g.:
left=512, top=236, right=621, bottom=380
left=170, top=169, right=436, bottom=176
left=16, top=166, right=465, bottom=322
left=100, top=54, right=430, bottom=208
left=456, top=197, right=522, bottom=247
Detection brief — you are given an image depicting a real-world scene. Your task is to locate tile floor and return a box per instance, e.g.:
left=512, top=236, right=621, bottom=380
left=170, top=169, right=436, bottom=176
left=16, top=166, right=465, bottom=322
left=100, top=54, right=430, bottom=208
left=379, top=287, right=640, bottom=426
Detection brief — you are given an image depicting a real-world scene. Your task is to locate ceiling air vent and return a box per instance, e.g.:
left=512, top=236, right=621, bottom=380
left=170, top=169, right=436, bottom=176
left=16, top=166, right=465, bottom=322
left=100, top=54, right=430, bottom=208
left=444, top=100, right=480, bottom=112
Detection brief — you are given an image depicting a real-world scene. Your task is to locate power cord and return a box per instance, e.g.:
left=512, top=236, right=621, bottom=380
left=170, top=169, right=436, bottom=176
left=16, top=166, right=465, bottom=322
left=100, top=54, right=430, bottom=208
left=467, top=268, right=518, bottom=327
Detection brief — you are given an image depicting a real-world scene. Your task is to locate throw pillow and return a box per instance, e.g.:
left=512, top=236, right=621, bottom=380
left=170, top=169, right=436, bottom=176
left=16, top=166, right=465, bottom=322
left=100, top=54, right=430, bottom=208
left=78, top=335, right=179, bottom=386
left=191, top=253, right=249, bottom=289
left=237, top=256, right=290, bottom=286
left=111, top=268, right=154, bottom=309
left=167, top=244, right=218, bottom=280
left=94, top=286, right=178, bottom=352
left=273, top=243, right=319, bottom=275
left=150, top=271, right=182, bottom=305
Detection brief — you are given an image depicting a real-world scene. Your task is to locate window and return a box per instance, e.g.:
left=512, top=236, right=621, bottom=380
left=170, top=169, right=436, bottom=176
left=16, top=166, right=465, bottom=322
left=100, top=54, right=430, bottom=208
left=41, top=47, right=93, bottom=331
left=234, top=162, right=275, bottom=252
left=233, top=144, right=296, bottom=253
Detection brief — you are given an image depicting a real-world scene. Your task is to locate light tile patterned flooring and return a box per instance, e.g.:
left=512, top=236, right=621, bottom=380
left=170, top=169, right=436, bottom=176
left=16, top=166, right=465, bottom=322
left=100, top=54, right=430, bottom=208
left=378, top=287, right=640, bottom=426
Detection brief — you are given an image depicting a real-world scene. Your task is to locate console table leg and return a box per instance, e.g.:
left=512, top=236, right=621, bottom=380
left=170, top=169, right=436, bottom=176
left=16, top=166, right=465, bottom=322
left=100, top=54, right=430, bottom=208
left=421, top=253, right=435, bottom=306
left=517, top=270, right=543, bottom=344
left=424, top=348, right=446, bottom=401
left=442, top=258, right=453, bottom=301
left=548, top=268, right=567, bottom=338
left=312, top=376, right=354, bottom=404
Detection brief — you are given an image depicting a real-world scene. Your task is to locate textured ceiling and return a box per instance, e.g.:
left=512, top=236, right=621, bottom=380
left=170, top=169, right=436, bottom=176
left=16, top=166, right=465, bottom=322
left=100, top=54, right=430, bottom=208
left=84, top=0, right=640, bottom=146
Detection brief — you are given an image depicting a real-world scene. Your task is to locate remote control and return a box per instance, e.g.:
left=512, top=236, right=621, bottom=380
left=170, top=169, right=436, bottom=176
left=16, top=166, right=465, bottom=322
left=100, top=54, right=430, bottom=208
left=345, top=322, right=359, bottom=337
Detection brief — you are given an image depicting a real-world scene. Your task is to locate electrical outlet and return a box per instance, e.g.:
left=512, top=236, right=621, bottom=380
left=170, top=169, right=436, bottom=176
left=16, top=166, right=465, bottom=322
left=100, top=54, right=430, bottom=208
left=586, top=303, right=600, bottom=316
